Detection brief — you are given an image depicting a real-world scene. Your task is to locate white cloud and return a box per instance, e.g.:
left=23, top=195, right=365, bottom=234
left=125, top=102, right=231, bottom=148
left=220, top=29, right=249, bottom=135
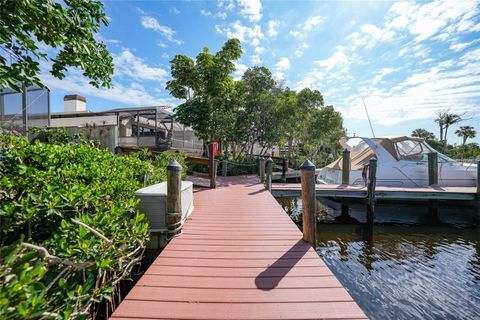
left=450, top=39, right=478, bottom=52
left=113, top=49, right=168, bottom=82
left=294, top=50, right=303, bottom=58
left=141, top=16, right=183, bottom=45
left=267, top=20, right=279, bottom=37
left=200, top=9, right=227, bottom=20
left=273, top=72, right=285, bottom=81
left=170, top=7, right=180, bottom=15
left=303, top=16, right=324, bottom=32
left=94, top=33, right=121, bottom=47
left=255, top=46, right=265, bottom=54
left=347, top=24, right=395, bottom=49
left=289, top=15, right=325, bottom=39
left=338, top=49, right=480, bottom=125
left=238, top=0, right=262, bottom=22
left=41, top=71, right=176, bottom=108
left=217, top=0, right=235, bottom=11
left=158, top=42, right=168, bottom=48
left=233, top=62, right=248, bottom=80
left=296, top=46, right=355, bottom=90
left=289, top=30, right=301, bottom=38
left=216, top=20, right=264, bottom=46
left=316, top=49, right=349, bottom=70
left=251, top=54, right=262, bottom=64
left=403, top=0, right=478, bottom=42
left=347, top=0, right=480, bottom=50
left=413, top=47, right=430, bottom=58
left=372, top=67, right=395, bottom=85
left=275, top=57, right=290, bottom=71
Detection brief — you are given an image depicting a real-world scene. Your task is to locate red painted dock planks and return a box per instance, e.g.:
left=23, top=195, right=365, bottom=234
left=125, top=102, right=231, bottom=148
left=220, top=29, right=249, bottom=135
left=110, top=178, right=367, bottom=320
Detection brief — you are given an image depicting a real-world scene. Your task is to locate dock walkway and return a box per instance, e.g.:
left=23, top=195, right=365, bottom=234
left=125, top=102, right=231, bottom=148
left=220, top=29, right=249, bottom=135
left=110, top=176, right=367, bottom=320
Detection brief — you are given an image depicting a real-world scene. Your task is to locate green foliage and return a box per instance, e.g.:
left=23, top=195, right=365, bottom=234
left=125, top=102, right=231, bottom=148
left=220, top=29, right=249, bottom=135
left=167, top=39, right=345, bottom=167
left=0, top=130, right=184, bottom=319
left=129, top=148, right=187, bottom=184
left=0, top=0, right=113, bottom=91
left=412, top=128, right=436, bottom=140
left=166, top=39, right=242, bottom=142
left=232, top=67, right=281, bottom=153
left=221, top=156, right=258, bottom=176
left=448, top=142, right=480, bottom=159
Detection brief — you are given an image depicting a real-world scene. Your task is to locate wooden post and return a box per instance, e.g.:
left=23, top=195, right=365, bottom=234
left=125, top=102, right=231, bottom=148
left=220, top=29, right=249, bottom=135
left=428, top=152, right=438, bottom=186
left=22, top=84, right=28, bottom=136
left=366, top=159, right=377, bottom=220
left=259, top=157, right=266, bottom=183
left=300, top=160, right=316, bottom=246
left=476, top=160, right=479, bottom=198
left=265, top=157, right=273, bottom=192
left=222, top=154, right=228, bottom=177
left=281, top=157, right=289, bottom=183
left=167, top=160, right=182, bottom=239
left=342, top=149, right=350, bottom=185
left=209, top=142, right=216, bottom=188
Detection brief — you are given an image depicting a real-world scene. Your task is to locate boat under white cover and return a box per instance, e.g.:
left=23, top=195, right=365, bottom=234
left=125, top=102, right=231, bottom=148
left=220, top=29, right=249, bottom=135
left=317, top=136, right=478, bottom=187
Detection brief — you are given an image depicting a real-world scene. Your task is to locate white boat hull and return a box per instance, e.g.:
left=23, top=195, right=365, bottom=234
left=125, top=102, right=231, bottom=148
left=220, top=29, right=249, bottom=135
left=317, top=162, right=477, bottom=187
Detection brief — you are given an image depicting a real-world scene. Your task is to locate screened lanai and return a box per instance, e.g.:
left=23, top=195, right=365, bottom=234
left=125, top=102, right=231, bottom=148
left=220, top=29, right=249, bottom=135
left=0, top=85, right=51, bottom=135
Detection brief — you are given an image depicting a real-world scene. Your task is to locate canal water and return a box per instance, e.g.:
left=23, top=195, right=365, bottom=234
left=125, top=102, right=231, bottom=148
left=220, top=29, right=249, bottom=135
left=276, top=197, right=480, bottom=320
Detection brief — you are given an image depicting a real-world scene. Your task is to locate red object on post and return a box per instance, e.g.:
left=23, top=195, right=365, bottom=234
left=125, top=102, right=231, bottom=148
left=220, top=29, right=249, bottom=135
left=212, top=142, right=219, bottom=157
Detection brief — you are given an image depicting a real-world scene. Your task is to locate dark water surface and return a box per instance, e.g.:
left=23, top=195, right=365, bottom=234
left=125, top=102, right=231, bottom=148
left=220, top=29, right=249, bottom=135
left=276, top=197, right=480, bottom=320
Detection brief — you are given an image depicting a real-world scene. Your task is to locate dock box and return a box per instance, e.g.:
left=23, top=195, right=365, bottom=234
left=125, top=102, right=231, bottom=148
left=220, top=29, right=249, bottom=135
left=135, top=181, right=193, bottom=248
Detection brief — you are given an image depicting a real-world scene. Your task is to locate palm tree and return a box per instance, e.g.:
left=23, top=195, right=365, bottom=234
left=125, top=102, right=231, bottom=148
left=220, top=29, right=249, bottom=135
left=443, top=112, right=462, bottom=145
left=455, top=126, right=476, bottom=145
left=411, top=128, right=435, bottom=140
left=435, top=110, right=447, bottom=142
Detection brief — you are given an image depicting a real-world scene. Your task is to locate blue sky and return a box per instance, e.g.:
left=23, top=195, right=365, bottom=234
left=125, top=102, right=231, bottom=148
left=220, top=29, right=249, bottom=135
left=40, top=0, right=480, bottom=144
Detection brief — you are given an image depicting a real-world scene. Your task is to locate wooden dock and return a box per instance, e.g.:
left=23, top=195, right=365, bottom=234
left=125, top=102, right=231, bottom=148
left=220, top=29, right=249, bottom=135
left=110, top=177, right=367, bottom=320
left=271, top=169, right=322, bottom=181
left=271, top=184, right=478, bottom=201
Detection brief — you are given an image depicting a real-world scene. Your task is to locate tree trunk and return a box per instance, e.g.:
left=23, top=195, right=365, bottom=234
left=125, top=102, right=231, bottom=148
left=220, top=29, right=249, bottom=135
left=287, top=137, right=293, bottom=156
left=250, top=140, right=255, bottom=156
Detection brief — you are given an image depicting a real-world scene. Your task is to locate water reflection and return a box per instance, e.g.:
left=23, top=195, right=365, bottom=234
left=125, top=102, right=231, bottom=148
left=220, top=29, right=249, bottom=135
left=276, top=196, right=480, bottom=320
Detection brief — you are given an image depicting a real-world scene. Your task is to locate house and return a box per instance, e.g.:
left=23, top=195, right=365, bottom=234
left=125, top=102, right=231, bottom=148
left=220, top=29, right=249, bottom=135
left=50, top=95, right=203, bottom=155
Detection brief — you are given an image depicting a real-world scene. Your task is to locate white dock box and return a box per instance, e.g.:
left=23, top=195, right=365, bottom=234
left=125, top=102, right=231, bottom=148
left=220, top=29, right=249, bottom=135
left=135, top=181, right=193, bottom=248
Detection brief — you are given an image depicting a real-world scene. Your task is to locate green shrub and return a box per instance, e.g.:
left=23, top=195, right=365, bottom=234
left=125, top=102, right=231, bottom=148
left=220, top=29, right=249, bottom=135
left=0, top=131, right=184, bottom=319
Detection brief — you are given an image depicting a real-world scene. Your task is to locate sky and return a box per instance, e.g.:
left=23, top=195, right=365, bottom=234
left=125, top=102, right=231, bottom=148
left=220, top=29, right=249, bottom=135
left=39, top=0, right=480, bottom=145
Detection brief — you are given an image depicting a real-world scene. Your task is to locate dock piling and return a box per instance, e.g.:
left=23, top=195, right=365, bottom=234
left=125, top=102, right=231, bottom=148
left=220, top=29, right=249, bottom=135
left=222, top=154, right=228, bottom=177
left=342, top=149, right=350, bottom=185
left=265, top=157, right=273, bottom=192
left=166, top=160, right=182, bottom=239
left=259, top=157, right=266, bottom=183
left=428, top=152, right=438, bottom=185
left=281, top=157, right=289, bottom=183
left=208, top=143, right=216, bottom=188
left=366, top=159, right=377, bottom=220
left=300, top=160, right=316, bottom=247
left=476, top=160, right=479, bottom=198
